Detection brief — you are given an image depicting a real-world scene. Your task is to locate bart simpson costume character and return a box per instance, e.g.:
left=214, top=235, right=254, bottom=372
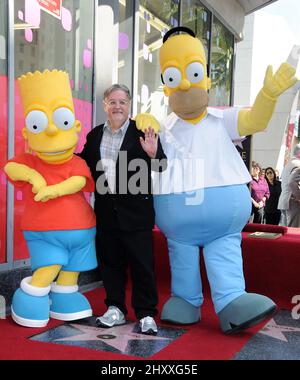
left=4, top=70, right=97, bottom=328
left=136, top=27, right=298, bottom=333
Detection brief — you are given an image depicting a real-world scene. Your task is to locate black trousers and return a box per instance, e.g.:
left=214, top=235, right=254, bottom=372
left=265, top=211, right=281, bottom=225
left=252, top=205, right=265, bottom=223
left=96, top=229, right=158, bottom=320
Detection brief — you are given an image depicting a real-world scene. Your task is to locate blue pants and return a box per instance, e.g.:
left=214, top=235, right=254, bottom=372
left=23, top=228, right=97, bottom=272
left=154, top=184, right=251, bottom=313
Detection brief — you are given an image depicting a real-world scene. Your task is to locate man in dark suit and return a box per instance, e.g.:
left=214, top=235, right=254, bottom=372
left=79, top=84, right=166, bottom=334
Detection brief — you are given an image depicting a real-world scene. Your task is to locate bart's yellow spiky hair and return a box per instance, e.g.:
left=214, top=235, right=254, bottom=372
left=18, top=69, right=74, bottom=113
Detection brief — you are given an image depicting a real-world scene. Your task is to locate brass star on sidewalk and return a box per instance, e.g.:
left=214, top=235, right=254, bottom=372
left=55, top=323, right=171, bottom=352
left=259, top=318, right=300, bottom=342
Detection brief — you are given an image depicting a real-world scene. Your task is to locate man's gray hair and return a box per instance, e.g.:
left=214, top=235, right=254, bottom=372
left=103, top=84, right=131, bottom=100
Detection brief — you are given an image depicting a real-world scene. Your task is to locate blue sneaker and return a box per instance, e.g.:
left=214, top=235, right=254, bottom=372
left=11, top=277, right=50, bottom=328
left=49, top=283, right=92, bottom=321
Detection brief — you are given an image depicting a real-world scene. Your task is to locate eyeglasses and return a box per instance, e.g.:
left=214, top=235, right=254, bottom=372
left=266, top=171, right=273, bottom=175
left=104, top=99, right=130, bottom=107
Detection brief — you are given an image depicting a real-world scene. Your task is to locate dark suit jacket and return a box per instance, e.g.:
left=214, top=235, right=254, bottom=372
left=78, top=119, right=167, bottom=232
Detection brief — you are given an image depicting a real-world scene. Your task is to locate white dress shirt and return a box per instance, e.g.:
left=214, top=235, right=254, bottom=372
left=152, top=107, right=251, bottom=195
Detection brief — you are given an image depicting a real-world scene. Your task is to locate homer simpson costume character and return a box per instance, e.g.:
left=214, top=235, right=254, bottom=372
left=4, top=70, right=97, bottom=328
left=136, top=27, right=298, bottom=333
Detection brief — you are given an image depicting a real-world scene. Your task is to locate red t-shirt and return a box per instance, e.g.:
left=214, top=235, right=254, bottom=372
left=8, top=153, right=96, bottom=231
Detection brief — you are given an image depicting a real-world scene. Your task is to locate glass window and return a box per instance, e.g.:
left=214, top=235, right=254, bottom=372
left=118, top=0, right=134, bottom=92
left=13, top=0, right=95, bottom=260
left=209, top=16, right=234, bottom=106
left=0, top=0, right=8, bottom=265
left=181, top=0, right=211, bottom=62
left=137, top=0, right=179, bottom=119
left=14, top=0, right=94, bottom=101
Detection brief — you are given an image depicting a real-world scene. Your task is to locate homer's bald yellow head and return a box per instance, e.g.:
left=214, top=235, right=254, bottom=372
left=18, top=69, right=81, bottom=163
left=159, top=27, right=211, bottom=122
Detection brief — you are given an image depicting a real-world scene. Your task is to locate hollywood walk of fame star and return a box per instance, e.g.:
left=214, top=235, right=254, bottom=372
left=258, top=318, right=300, bottom=342
left=55, top=323, right=171, bottom=352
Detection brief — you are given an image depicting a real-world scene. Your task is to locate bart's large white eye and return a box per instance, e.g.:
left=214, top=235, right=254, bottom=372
left=52, top=107, right=75, bottom=130
left=162, top=67, right=182, bottom=88
left=25, top=110, right=48, bottom=134
left=186, top=62, right=205, bottom=83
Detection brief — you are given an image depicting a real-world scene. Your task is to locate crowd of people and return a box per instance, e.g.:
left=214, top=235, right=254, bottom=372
left=250, top=143, right=300, bottom=227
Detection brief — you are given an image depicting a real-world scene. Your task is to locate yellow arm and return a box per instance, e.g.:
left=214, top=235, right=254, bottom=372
left=4, top=162, right=47, bottom=193
left=238, top=63, right=297, bottom=136
left=34, top=175, right=86, bottom=202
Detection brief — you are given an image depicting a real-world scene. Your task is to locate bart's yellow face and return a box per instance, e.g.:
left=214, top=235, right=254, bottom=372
left=159, top=34, right=211, bottom=121
left=18, top=70, right=81, bottom=164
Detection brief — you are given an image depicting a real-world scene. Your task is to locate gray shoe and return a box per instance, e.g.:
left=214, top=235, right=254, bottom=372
left=96, top=306, right=126, bottom=328
left=139, top=316, right=158, bottom=335
left=161, top=296, right=201, bottom=324
left=218, top=293, right=277, bottom=334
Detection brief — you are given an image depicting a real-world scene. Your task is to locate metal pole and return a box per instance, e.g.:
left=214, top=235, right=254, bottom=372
left=6, top=0, right=15, bottom=270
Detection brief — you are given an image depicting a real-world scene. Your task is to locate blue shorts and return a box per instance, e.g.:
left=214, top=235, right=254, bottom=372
left=23, top=227, right=98, bottom=272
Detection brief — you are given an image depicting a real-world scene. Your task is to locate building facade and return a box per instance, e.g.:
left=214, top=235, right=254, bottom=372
left=234, top=10, right=300, bottom=172
left=0, top=0, right=277, bottom=304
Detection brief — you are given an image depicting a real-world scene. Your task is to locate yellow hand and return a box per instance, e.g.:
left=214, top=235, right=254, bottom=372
left=34, top=184, right=60, bottom=202
left=30, top=172, right=47, bottom=194
left=238, top=62, right=298, bottom=136
left=34, top=175, right=86, bottom=202
left=263, top=63, right=297, bottom=99
left=134, top=113, right=160, bottom=133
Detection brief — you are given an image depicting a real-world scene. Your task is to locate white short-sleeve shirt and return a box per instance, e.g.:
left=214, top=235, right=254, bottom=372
left=152, top=108, right=252, bottom=195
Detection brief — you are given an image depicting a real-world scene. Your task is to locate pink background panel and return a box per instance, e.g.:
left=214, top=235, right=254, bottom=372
left=0, top=76, right=8, bottom=263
